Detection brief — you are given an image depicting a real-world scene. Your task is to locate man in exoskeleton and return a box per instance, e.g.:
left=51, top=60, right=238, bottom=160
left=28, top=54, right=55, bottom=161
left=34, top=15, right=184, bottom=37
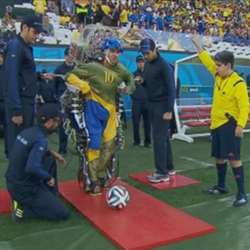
left=66, top=37, right=134, bottom=195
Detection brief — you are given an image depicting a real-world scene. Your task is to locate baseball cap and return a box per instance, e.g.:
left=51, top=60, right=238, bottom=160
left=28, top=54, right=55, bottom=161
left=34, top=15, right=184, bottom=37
left=136, top=55, right=144, bottom=62
left=21, top=16, right=44, bottom=33
left=37, top=103, right=61, bottom=121
left=139, top=38, right=156, bottom=54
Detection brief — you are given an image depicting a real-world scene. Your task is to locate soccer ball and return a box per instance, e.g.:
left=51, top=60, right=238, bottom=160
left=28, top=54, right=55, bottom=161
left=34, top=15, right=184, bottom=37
left=106, top=185, right=130, bottom=209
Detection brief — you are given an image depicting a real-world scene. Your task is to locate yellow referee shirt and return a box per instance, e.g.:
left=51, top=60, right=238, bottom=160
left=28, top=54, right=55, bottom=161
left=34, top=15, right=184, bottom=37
left=198, top=50, right=249, bottom=129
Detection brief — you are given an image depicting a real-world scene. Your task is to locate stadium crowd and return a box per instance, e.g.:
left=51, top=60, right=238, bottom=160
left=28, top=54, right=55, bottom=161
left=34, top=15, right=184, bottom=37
left=0, top=0, right=249, bottom=46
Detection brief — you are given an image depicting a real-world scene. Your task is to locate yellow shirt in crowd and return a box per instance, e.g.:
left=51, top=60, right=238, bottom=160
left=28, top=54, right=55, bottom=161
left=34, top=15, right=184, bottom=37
left=33, top=0, right=47, bottom=15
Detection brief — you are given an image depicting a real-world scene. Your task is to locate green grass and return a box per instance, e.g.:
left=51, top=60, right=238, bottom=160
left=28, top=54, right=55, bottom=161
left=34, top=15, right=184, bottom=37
left=1, top=122, right=250, bottom=250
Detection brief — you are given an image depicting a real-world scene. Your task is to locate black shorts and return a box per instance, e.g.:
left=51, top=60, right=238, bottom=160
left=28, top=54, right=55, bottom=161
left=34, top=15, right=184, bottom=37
left=211, top=118, right=241, bottom=160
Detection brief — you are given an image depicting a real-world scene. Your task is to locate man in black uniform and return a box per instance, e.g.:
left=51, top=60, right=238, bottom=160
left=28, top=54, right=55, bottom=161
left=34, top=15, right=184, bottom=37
left=54, top=48, right=75, bottom=154
left=5, top=103, right=70, bottom=222
left=3, top=16, right=44, bottom=156
left=131, top=55, right=151, bottom=147
left=139, top=38, right=175, bottom=183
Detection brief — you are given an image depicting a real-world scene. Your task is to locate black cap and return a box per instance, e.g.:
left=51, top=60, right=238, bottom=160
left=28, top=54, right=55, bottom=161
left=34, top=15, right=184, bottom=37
left=136, top=55, right=144, bottom=62
left=139, top=38, right=156, bottom=53
left=21, top=15, right=44, bottom=33
left=37, top=103, right=61, bottom=121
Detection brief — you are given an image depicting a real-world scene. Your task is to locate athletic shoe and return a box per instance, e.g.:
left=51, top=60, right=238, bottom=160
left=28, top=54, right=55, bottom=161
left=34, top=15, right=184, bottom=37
left=233, top=194, right=248, bottom=207
left=168, top=170, right=176, bottom=176
left=204, top=185, right=229, bottom=195
left=12, top=200, right=24, bottom=223
left=148, top=174, right=170, bottom=183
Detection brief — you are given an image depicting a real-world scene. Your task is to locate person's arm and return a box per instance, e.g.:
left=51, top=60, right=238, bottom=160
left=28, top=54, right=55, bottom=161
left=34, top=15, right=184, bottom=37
left=5, top=39, right=23, bottom=123
left=120, top=66, right=135, bottom=94
left=162, top=62, right=175, bottom=116
left=66, top=73, right=91, bottom=94
left=50, top=150, right=66, bottom=165
left=235, top=81, right=250, bottom=137
left=25, top=140, right=51, bottom=181
left=192, top=35, right=217, bottom=76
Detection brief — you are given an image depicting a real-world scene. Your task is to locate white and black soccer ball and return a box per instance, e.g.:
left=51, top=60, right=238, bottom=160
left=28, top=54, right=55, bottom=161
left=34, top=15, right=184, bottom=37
left=106, top=185, right=130, bottom=209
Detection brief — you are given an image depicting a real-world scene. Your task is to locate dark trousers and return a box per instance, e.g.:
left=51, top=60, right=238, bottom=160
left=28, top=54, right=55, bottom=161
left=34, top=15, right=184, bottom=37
left=4, top=100, right=34, bottom=157
left=132, top=101, right=151, bottom=145
left=149, top=102, right=174, bottom=175
left=58, top=123, right=68, bottom=153
left=0, top=100, right=7, bottom=156
left=7, top=152, right=69, bottom=221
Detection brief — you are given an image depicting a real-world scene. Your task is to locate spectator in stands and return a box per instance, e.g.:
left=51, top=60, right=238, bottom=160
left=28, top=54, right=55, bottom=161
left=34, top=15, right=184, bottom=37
left=54, top=47, right=75, bottom=154
left=42, top=15, right=55, bottom=36
left=139, top=38, right=176, bottom=183
left=33, top=0, right=47, bottom=16
left=1, top=6, right=16, bottom=42
left=60, top=0, right=75, bottom=16
left=47, top=0, right=60, bottom=15
left=192, top=35, right=249, bottom=207
left=2, top=6, right=15, bottom=32
left=131, top=55, right=151, bottom=147
left=3, top=16, right=44, bottom=157
left=5, top=103, right=70, bottom=222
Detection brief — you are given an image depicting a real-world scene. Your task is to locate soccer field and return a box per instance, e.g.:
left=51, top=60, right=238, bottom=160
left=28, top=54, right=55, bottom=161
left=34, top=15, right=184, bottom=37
left=1, top=122, right=250, bottom=250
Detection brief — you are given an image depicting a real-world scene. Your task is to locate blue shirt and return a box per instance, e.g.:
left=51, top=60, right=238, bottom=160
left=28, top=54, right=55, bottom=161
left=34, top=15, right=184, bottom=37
left=6, top=126, right=51, bottom=187
left=4, top=35, right=37, bottom=116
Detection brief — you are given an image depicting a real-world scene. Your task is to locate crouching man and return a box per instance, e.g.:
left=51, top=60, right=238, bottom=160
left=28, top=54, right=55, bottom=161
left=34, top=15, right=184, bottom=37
left=5, top=103, right=70, bottom=222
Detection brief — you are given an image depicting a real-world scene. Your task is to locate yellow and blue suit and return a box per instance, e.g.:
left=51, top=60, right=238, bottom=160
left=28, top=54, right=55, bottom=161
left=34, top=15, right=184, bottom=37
left=66, top=62, right=134, bottom=181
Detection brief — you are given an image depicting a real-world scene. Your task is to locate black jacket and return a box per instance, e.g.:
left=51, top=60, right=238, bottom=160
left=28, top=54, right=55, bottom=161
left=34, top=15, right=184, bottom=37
left=4, top=35, right=37, bottom=116
left=143, top=54, right=175, bottom=112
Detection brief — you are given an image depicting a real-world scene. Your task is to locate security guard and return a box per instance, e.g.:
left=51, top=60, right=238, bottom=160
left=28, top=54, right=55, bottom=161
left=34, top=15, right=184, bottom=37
left=54, top=48, right=75, bottom=154
left=131, top=55, right=151, bottom=147
left=4, top=16, right=44, bottom=156
left=5, top=103, right=70, bottom=221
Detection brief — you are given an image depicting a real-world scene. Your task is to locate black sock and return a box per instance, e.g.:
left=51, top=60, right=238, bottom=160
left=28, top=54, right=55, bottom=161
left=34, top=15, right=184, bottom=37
left=232, top=166, right=245, bottom=196
left=216, top=163, right=227, bottom=188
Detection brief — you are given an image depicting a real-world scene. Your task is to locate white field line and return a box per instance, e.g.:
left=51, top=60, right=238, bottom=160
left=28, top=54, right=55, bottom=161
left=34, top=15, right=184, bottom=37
left=178, top=156, right=250, bottom=173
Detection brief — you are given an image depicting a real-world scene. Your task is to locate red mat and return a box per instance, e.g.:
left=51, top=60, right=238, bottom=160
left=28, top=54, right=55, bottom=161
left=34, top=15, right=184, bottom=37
left=0, top=189, right=11, bottom=214
left=59, top=180, right=215, bottom=250
left=129, top=171, right=200, bottom=190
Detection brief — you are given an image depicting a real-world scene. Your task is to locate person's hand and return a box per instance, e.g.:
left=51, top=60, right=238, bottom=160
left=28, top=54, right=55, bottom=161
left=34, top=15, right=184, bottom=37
left=134, top=76, right=143, bottom=84
left=162, top=112, right=172, bottom=120
left=11, top=115, right=23, bottom=126
left=235, top=125, right=244, bottom=138
left=47, top=177, right=55, bottom=187
left=42, top=73, right=55, bottom=80
left=50, top=150, right=66, bottom=165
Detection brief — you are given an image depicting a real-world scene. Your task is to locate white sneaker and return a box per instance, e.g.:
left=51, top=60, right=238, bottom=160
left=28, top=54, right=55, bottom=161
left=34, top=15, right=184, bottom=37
left=148, top=174, right=170, bottom=183
left=168, top=170, right=176, bottom=176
